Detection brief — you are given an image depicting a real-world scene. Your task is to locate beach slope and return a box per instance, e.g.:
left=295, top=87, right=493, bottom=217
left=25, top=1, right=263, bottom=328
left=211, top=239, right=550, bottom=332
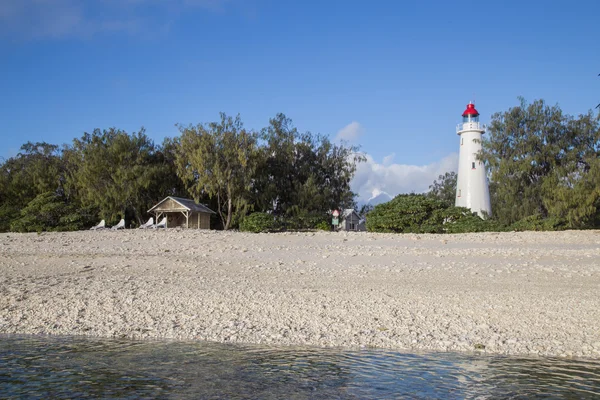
left=1, top=230, right=599, bottom=358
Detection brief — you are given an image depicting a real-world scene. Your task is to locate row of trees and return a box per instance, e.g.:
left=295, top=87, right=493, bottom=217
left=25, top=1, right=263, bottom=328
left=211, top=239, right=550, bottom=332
left=0, top=113, right=362, bottom=232
left=3, top=98, right=598, bottom=234
left=176, top=113, right=362, bottom=230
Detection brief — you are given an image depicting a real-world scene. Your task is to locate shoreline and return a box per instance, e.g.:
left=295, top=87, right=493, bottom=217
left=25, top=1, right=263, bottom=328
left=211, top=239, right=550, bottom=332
left=1, top=229, right=599, bottom=359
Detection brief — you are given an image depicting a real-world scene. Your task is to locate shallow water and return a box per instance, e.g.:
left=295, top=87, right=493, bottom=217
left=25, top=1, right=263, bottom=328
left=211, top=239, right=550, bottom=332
left=1, top=335, right=599, bottom=399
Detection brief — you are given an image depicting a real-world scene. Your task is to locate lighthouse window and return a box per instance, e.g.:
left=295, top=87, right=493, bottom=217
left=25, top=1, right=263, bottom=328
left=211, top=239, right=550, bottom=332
left=463, top=115, right=480, bottom=123
left=472, top=162, right=476, bottom=169
left=461, top=138, right=463, bottom=146
left=457, top=189, right=461, bottom=197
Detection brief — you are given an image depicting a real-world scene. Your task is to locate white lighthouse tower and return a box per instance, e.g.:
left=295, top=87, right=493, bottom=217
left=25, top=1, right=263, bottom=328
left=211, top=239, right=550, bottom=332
left=455, top=102, right=492, bottom=217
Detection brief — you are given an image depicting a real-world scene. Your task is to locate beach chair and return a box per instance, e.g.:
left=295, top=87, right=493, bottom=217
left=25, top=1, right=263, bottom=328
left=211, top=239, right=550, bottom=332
left=90, top=220, right=106, bottom=230
left=111, top=219, right=125, bottom=230
left=139, top=217, right=154, bottom=229
left=152, top=217, right=167, bottom=229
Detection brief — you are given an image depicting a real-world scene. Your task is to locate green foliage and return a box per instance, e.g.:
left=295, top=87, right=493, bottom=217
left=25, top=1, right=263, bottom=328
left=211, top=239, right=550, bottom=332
left=428, top=171, right=457, bottom=206
left=251, top=113, right=364, bottom=217
left=10, top=192, right=65, bottom=232
left=509, top=214, right=566, bottom=232
left=240, top=211, right=328, bottom=232
left=482, top=98, right=600, bottom=227
left=239, top=212, right=280, bottom=233
left=367, top=194, right=448, bottom=233
left=0, top=203, right=19, bottom=232
left=436, top=207, right=503, bottom=233
left=541, top=156, right=600, bottom=229
left=9, top=192, right=96, bottom=233
left=316, top=221, right=332, bottom=231
left=175, top=113, right=258, bottom=230
left=367, top=194, right=500, bottom=234
left=0, top=142, right=65, bottom=231
left=6, top=103, right=600, bottom=234
left=283, top=210, right=328, bottom=230
left=1, top=113, right=363, bottom=232
left=57, top=204, right=99, bottom=231
left=65, top=127, right=177, bottom=226
left=175, top=113, right=363, bottom=230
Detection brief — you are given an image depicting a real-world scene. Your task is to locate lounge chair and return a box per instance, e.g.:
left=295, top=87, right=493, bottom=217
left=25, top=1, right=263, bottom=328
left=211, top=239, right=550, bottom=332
left=111, top=219, right=125, bottom=230
left=152, top=217, right=167, bottom=229
left=139, top=217, right=154, bottom=229
left=90, top=220, right=106, bottom=230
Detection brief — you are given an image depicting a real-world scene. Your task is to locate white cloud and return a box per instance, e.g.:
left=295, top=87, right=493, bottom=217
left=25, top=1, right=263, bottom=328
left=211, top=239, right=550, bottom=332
left=0, top=0, right=232, bottom=39
left=351, top=152, right=458, bottom=204
left=382, top=152, right=395, bottom=166
left=335, top=121, right=363, bottom=142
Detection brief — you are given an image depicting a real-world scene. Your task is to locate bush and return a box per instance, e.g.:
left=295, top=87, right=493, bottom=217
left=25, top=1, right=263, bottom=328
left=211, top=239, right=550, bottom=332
left=284, top=212, right=328, bottom=231
left=9, top=192, right=98, bottom=233
left=57, top=204, right=99, bottom=231
left=0, top=203, right=19, bottom=232
left=239, top=212, right=280, bottom=233
left=510, top=214, right=566, bottom=232
left=366, top=194, right=448, bottom=233
left=366, top=194, right=504, bottom=234
left=437, top=207, right=503, bottom=233
left=316, top=221, right=331, bottom=231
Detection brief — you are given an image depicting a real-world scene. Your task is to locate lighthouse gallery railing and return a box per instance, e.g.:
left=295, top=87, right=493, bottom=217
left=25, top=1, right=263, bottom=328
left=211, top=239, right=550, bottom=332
left=456, top=122, right=486, bottom=133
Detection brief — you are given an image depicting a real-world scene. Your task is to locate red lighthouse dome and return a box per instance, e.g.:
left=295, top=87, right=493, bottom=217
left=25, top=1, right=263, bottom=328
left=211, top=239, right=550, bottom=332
left=462, top=102, right=480, bottom=117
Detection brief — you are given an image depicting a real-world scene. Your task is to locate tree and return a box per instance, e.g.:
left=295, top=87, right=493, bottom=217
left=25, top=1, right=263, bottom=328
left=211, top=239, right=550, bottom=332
left=175, top=113, right=258, bottom=230
left=541, top=153, right=600, bottom=228
left=0, top=142, right=64, bottom=201
left=252, top=113, right=364, bottom=219
left=65, top=128, right=173, bottom=225
left=427, top=171, right=457, bottom=206
left=481, top=98, right=600, bottom=227
left=153, top=137, right=187, bottom=198
left=9, top=191, right=96, bottom=233
left=0, top=142, right=65, bottom=232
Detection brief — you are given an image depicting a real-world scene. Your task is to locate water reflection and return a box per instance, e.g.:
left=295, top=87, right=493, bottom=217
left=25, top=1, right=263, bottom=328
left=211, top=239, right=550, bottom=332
left=1, top=335, right=599, bottom=399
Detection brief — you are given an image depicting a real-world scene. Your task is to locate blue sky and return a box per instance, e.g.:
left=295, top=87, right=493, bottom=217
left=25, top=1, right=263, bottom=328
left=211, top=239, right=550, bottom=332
left=1, top=0, right=599, bottom=202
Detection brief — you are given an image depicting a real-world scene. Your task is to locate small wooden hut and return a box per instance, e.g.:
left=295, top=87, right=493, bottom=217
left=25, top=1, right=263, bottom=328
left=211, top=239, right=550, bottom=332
left=148, top=196, right=216, bottom=229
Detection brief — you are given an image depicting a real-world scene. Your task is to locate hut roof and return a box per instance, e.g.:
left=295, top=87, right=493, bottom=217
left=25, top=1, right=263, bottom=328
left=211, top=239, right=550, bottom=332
left=341, top=209, right=360, bottom=219
left=148, top=196, right=216, bottom=214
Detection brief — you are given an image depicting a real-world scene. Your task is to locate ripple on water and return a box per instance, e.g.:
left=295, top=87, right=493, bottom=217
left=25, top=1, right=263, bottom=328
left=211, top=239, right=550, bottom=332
left=1, top=335, right=599, bottom=399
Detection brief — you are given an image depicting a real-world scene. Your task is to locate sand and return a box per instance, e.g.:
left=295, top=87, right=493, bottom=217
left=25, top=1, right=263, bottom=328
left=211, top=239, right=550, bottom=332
left=1, top=229, right=599, bottom=359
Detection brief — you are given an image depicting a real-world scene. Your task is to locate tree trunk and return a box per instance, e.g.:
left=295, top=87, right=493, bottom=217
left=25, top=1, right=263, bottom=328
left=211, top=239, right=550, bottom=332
left=216, top=191, right=226, bottom=230
left=225, top=196, right=232, bottom=230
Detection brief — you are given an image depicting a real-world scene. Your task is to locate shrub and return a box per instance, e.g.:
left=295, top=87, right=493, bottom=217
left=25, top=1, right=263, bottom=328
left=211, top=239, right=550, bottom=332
left=366, top=194, right=504, bottom=234
left=9, top=192, right=98, bottom=232
left=316, top=221, right=331, bottom=231
left=510, top=214, right=566, bottom=232
left=239, top=212, right=280, bottom=233
left=0, top=203, right=19, bottom=232
left=284, top=213, right=328, bottom=230
left=437, top=207, right=503, bottom=233
left=366, top=194, right=448, bottom=233
left=57, top=204, right=99, bottom=231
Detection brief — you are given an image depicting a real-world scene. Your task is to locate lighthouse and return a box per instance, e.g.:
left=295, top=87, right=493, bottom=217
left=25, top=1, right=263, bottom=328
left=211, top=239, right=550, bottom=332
left=455, top=102, right=492, bottom=217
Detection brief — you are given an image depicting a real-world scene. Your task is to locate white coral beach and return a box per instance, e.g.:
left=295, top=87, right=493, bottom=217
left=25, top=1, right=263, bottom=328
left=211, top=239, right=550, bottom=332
left=1, top=229, right=599, bottom=359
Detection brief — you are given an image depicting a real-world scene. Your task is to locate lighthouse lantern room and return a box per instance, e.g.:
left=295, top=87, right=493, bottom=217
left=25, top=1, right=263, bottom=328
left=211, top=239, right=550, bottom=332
left=455, top=102, right=492, bottom=218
